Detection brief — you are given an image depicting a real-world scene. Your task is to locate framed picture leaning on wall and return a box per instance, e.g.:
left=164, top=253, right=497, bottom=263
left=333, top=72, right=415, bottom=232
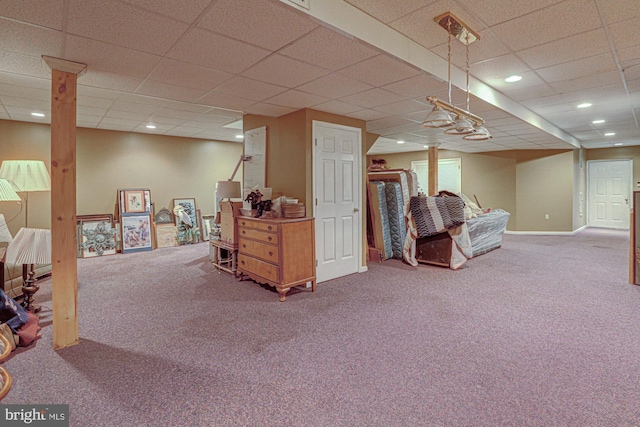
left=172, top=198, right=200, bottom=244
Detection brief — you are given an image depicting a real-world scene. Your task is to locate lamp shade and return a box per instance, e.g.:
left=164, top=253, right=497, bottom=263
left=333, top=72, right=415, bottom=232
left=463, top=126, right=493, bottom=141
left=0, top=214, right=12, bottom=244
left=421, top=107, right=455, bottom=128
left=216, top=181, right=242, bottom=199
left=0, top=178, right=21, bottom=201
left=0, top=160, right=51, bottom=192
left=5, top=228, right=52, bottom=265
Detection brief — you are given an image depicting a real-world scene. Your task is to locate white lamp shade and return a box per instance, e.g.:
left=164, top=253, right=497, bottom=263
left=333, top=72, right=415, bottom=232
left=0, top=160, right=51, bottom=192
left=421, top=107, right=455, bottom=128
left=216, top=181, right=242, bottom=199
left=5, top=228, right=52, bottom=265
left=463, top=126, right=493, bottom=141
left=0, top=178, right=21, bottom=201
left=0, top=214, right=12, bottom=244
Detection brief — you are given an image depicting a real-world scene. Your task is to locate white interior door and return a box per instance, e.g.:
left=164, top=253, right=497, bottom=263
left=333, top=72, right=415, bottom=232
left=313, top=121, right=361, bottom=283
left=587, top=159, right=631, bottom=229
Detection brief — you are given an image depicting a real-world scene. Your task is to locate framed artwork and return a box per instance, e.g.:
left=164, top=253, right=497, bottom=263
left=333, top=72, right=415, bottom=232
left=155, top=224, right=178, bottom=248
left=172, top=198, right=200, bottom=244
left=80, top=220, right=117, bottom=258
left=201, top=214, right=216, bottom=241
left=155, top=208, right=173, bottom=224
left=121, top=214, right=153, bottom=253
left=124, top=190, right=146, bottom=213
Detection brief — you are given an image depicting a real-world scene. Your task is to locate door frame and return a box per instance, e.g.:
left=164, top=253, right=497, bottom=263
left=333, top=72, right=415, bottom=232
left=586, top=158, right=633, bottom=229
left=311, top=120, right=365, bottom=282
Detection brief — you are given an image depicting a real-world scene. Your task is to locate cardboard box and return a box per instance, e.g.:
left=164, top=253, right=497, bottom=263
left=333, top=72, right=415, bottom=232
left=220, top=201, right=243, bottom=216
left=218, top=202, right=242, bottom=247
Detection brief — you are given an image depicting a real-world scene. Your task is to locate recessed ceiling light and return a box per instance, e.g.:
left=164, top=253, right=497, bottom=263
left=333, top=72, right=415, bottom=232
left=424, top=145, right=429, bottom=148
left=604, top=132, right=616, bottom=136
left=146, top=124, right=156, bottom=129
left=614, top=142, right=623, bottom=146
left=592, top=119, right=605, bottom=124
left=577, top=103, right=592, bottom=109
left=235, top=134, right=244, bottom=139
left=397, top=140, right=405, bottom=144
left=31, top=112, right=45, bottom=117
left=505, top=75, right=522, bottom=83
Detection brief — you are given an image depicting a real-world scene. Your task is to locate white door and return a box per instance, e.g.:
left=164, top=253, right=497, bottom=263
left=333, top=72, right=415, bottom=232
left=587, top=159, right=631, bottom=229
left=313, top=121, right=361, bottom=283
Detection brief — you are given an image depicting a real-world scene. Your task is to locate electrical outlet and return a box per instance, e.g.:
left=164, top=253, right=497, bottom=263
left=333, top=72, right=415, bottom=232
left=545, top=214, right=549, bottom=220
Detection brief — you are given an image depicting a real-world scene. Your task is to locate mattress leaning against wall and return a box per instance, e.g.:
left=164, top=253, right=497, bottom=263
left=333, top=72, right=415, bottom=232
left=368, top=180, right=393, bottom=260
left=384, top=182, right=406, bottom=259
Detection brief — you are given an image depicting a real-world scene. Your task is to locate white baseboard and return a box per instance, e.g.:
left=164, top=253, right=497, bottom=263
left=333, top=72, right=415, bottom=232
left=359, top=265, right=368, bottom=273
left=505, top=225, right=587, bottom=236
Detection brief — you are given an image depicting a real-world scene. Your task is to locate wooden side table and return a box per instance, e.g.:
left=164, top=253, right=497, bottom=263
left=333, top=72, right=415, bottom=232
left=210, top=238, right=238, bottom=277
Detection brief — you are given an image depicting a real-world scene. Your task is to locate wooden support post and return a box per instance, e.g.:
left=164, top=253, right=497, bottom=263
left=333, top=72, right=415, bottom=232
left=428, top=144, right=439, bottom=196
left=43, top=56, right=86, bottom=350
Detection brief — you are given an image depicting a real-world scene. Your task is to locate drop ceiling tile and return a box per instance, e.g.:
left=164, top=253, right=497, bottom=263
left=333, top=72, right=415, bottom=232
left=108, top=100, right=160, bottom=115
left=67, top=0, right=189, bottom=55
left=609, top=17, right=640, bottom=51
left=599, top=0, right=640, bottom=25
left=65, top=35, right=161, bottom=78
left=8, top=113, right=50, bottom=123
left=77, top=115, right=102, bottom=127
left=298, top=73, right=373, bottom=99
left=163, top=126, right=202, bottom=137
left=518, top=28, right=610, bottom=70
left=196, top=91, right=256, bottom=112
left=0, top=0, right=64, bottom=30
left=469, top=54, right=531, bottom=82
left=0, top=51, right=50, bottom=79
left=0, top=19, right=63, bottom=57
left=98, top=122, right=137, bottom=132
left=344, top=0, right=429, bottom=24
left=500, top=81, right=555, bottom=102
left=244, top=103, right=297, bottom=117
left=279, top=26, right=378, bottom=71
left=339, top=88, right=404, bottom=109
left=105, top=109, right=152, bottom=121
left=213, top=76, right=287, bottom=102
left=548, top=70, right=621, bottom=94
left=147, top=59, right=233, bottom=91
left=122, top=0, right=211, bottom=23
left=198, top=0, right=318, bottom=51
left=536, top=53, right=618, bottom=83
left=0, top=83, right=49, bottom=100
left=312, top=100, right=362, bottom=116
left=431, top=32, right=511, bottom=67
left=79, top=70, right=143, bottom=92
left=382, top=74, right=448, bottom=99
left=263, top=89, right=329, bottom=110
left=490, top=0, right=601, bottom=51
left=77, top=106, right=108, bottom=117
left=373, top=99, right=430, bottom=116
left=77, top=95, right=115, bottom=110
left=241, top=54, right=331, bottom=88
left=462, top=0, right=559, bottom=27
left=366, top=116, right=414, bottom=132
left=0, top=95, right=49, bottom=110
left=167, top=28, right=270, bottom=74
left=338, top=54, right=421, bottom=87
left=136, top=80, right=206, bottom=102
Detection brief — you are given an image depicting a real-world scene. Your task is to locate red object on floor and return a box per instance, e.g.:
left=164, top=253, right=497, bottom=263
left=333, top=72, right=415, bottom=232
left=17, top=312, right=41, bottom=346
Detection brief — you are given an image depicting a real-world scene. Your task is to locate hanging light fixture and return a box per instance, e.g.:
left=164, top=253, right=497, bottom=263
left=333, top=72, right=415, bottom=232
left=421, top=16, right=455, bottom=128
left=423, top=12, right=491, bottom=141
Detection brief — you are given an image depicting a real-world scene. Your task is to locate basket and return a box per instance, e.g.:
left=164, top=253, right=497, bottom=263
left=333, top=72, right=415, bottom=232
left=282, top=203, right=305, bottom=218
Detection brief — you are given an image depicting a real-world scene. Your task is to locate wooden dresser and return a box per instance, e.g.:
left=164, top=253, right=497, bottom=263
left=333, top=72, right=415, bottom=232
left=237, top=216, right=316, bottom=302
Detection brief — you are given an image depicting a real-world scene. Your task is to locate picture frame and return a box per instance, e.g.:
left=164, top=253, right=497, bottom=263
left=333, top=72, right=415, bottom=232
left=201, top=214, right=216, bottom=242
left=79, top=220, right=117, bottom=258
left=155, top=224, right=178, bottom=248
left=121, top=214, right=153, bottom=253
left=124, top=190, right=146, bottom=213
left=172, top=198, right=199, bottom=245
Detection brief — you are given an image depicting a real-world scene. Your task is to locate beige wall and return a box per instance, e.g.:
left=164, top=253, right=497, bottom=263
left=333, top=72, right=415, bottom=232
left=0, top=119, right=242, bottom=237
left=586, top=146, right=640, bottom=185
left=515, top=150, right=575, bottom=232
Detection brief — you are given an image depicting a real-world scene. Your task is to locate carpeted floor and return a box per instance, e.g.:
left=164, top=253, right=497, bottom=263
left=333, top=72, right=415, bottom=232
left=3, top=228, right=640, bottom=426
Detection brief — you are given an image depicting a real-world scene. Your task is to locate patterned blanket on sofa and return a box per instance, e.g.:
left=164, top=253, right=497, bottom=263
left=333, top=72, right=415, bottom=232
left=410, top=195, right=466, bottom=237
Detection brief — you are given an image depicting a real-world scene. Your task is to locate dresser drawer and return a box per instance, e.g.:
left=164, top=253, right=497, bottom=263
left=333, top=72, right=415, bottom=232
left=238, top=238, right=279, bottom=264
left=238, top=254, right=279, bottom=283
left=238, top=227, right=279, bottom=245
left=237, top=218, right=278, bottom=233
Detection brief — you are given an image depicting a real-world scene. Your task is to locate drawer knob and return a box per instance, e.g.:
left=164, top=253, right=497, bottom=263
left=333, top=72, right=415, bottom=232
left=268, top=236, right=272, bottom=241
left=241, top=221, right=245, bottom=226
left=242, top=244, right=246, bottom=248
left=269, top=251, right=273, bottom=256
left=242, top=230, right=246, bottom=234
left=268, top=225, right=272, bottom=230
left=240, top=260, right=245, bottom=265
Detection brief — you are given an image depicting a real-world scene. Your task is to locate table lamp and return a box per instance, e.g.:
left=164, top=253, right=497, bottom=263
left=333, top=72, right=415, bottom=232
left=4, top=228, right=52, bottom=312
left=0, top=160, right=51, bottom=227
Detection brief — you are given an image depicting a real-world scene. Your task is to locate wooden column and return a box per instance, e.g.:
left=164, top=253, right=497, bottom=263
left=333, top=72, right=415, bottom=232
left=427, top=144, right=439, bottom=196
left=43, top=56, right=86, bottom=350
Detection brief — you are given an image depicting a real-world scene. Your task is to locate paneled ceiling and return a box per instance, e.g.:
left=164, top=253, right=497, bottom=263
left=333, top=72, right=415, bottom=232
left=0, top=0, right=638, bottom=155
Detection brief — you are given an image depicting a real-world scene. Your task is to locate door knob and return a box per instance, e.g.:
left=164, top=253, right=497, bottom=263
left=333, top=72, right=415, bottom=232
left=353, top=208, right=360, bottom=212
